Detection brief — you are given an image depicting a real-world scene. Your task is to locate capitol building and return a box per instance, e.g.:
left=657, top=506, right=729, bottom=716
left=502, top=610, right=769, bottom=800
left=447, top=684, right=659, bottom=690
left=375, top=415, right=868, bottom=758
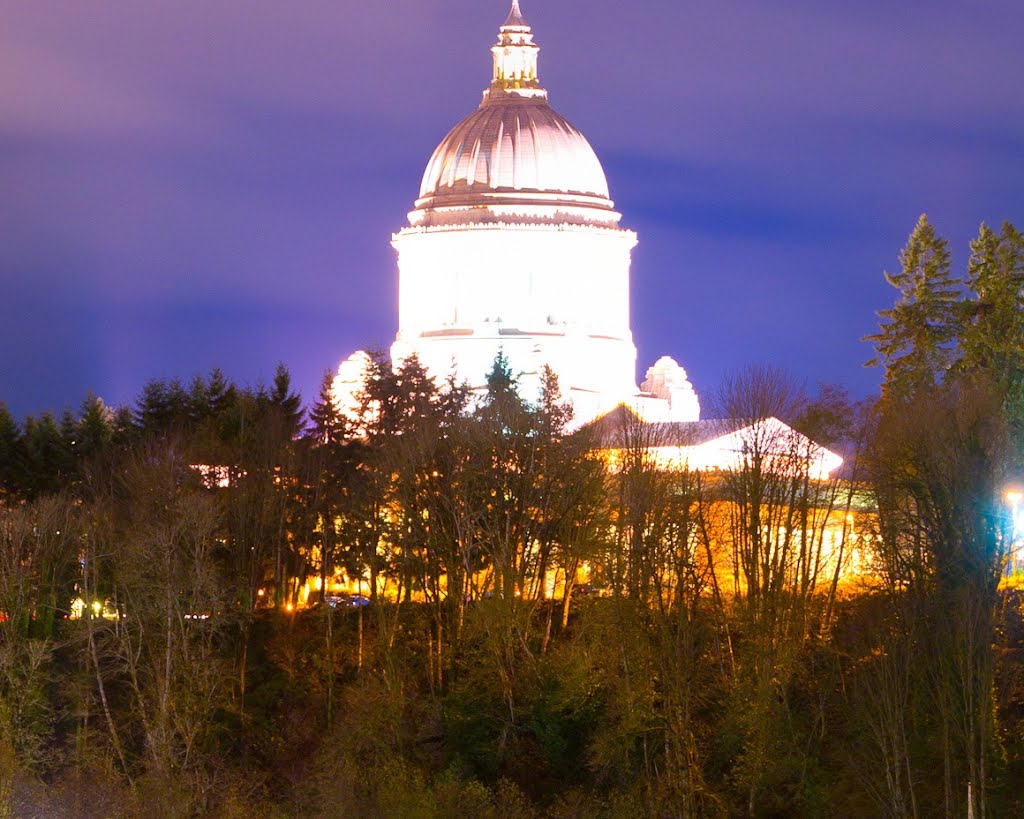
left=331, top=2, right=840, bottom=480
left=334, top=1, right=699, bottom=427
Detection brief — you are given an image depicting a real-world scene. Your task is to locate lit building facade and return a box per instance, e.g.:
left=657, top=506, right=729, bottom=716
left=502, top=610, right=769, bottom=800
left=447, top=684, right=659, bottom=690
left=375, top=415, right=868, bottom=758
left=332, top=2, right=840, bottom=484
left=336, top=1, right=700, bottom=426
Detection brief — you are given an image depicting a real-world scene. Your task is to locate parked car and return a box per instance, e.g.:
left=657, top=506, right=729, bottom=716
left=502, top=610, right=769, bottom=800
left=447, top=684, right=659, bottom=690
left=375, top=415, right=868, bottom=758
left=326, top=593, right=371, bottom=608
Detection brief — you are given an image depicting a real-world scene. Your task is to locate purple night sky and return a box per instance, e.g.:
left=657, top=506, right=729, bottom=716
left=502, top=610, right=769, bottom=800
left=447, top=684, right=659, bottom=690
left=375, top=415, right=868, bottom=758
left=3, top=0, right=1023, bottom=419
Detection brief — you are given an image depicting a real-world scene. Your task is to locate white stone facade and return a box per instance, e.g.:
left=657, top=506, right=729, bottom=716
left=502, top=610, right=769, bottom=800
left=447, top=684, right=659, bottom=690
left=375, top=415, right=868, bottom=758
left=327, top=3, right=843, bottom=478
left=336, top=2, right=705, bottom=427
left=391, top=222, right=638, bottom=413
left=386, top=3, right=650, bottom=422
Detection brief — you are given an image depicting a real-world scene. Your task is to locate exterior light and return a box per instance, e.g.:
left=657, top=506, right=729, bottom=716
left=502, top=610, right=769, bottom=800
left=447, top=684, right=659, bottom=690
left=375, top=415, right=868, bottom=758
left=1006, top=489, right=1023, bottom=534
left=1004, top=488, right=1023, bottom=578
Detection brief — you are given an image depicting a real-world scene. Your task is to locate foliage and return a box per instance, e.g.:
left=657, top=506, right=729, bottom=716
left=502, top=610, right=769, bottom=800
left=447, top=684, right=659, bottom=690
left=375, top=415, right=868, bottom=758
left=0, top=219, right=1021, bottom=817
left=865, top=214, right=963, bottom=400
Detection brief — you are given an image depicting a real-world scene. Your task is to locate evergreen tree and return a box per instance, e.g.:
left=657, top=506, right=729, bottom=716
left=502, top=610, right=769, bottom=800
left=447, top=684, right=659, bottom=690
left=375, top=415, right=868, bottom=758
left=537, top=364, right=573, bottom=438
left=308, top=370, right=345, bottom=445
left=480, top=349, right=528, bottom=432
left=110, top=404, right=137, bottom=448
left=436, top=369, right=472, bottom=433
left=961, top=222, right=1024, bottom=377
left=135, top=377, right=189, bottom=435
left=21, top=412, right=73, bottom=498
left=0, top=402, right=23, bottom=498
left=393, top=353, right=440, bottom=429
left=186, top=373, right=211, bottom=424
left=270, top=362, right=303, bottom=438
left=76, top=393, right=113, bottom=462
left=484, top=348, right=517, bottom=399
left=206, top=367, right=235, bottom=418
left=865, top=214, right=963, bottom=399
left=59, top=408, right=79, bottom=475
left=358, top=350, right=401, bottom=438
left=960, top=221, right=1024, bottom=461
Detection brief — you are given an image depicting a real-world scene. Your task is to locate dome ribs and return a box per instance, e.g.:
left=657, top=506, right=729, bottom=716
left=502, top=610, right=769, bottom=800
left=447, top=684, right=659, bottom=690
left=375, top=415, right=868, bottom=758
left=527, top=114, right=542, bottom=192
left=446, top=134, right=466, bottom=190
left=410, top=4, right=614, bottom=215
left=467, top=135, right=483, bottom=188
left=417, top=102, right=610, bottom=201
left=513, top=113, right=523, bottom=190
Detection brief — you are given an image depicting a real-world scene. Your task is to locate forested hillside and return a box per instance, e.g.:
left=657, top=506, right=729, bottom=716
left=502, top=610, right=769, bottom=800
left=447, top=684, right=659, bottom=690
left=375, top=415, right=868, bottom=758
left=0, top=218, right=1022, bottom=816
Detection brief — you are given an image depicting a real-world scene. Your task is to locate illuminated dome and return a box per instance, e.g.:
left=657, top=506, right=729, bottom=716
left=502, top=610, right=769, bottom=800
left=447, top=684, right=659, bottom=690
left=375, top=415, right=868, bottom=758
left=417, top=96, right=612, bottom=210
left=410, top=0, right=618, bottom=228
left=389, top=1, right=645, bottom=425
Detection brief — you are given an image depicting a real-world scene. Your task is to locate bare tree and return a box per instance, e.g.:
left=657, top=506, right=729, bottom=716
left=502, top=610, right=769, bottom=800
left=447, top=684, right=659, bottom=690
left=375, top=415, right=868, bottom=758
left=712, top=366, right=853, bottom=815
left=867, top=376, right=1009, bottom=818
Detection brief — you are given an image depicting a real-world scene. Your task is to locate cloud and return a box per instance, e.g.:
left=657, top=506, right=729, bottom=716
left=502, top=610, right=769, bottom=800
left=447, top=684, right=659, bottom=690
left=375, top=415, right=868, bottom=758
left=2, top=0, right=1022, bottom=418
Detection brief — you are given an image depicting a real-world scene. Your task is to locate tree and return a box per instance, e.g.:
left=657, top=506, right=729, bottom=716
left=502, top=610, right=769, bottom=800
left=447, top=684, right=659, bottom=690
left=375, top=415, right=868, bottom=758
left=308, top=370, right=345, bottom=446
left=960, top=222, right=1024, bottom=379
left=960, top=221, right=1024, bottom=465
left=866, top=377, right=1009, bottom=817
left=20, top=412, right=73, bottom=499
left=862, top=218, right=1023, bottom=816
left=712, top=366, right=854, bottom=814
left=269, top=362, right=304, bottom=438
left=0, top=403, right=23, bottom=500
left=81, top=439, right=231, bottom=800
left=865, top=214, right=963, bottom=400
left=593, top=404, right=720, bottom=813
left=134, top=377, right=189, bottom=436
left=0, top=495, right=81, bottom=773
left=75, top=393, right=114, bottom=465
left=302, top=370, right=356, bottom=723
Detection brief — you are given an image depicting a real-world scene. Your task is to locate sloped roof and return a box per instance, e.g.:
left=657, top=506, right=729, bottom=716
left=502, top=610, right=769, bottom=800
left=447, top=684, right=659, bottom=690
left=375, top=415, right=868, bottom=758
left=587, top=405, right=749, bottom=448
left=586, top=404, right=844, bottom=479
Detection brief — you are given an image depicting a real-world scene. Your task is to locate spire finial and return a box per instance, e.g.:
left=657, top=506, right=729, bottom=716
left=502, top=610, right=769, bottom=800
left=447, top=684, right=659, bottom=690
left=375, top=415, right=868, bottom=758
left=490, top=0, right=543, bottom=97
left=503, top=0, right=528, bottom=29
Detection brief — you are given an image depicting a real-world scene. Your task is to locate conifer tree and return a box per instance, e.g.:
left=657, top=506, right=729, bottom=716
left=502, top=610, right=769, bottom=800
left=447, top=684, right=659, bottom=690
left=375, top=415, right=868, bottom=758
left=134, top=377, right=189, bottom=435
left=537, top=364, right=573, bottom=437
left=270, top=362, right=303, bottom=438
left=186, top=373, right=211, bottom=424
left=960, top=222, right=1024, bottom=375
left=305, top=370, right=351, bottom=591
left=0, top=402, right=23, bottom=498
left=865, top=214, right=963, bottom=399
left=480, top=349, right=528, bottom=435
left=21, top=412, right=72, bottom=498
left=393, top=353, right=440, bottom=430
left=206, top=367, right=235, bottom=419
left=76, top=393, right=113, bottom=462
left=960, top=221, right=1024, bottom=462
left=308, top=370, right=345, bottom=444
left=484, top=348, right=517, bottom=400
left=111, top=404, right=137, bottom=447
left=59, top=408, right=77, bottom=453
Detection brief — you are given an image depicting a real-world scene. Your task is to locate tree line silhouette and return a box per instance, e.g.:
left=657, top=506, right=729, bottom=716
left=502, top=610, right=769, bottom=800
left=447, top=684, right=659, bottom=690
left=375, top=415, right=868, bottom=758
left=0, top=217, right=1021, bottom=816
